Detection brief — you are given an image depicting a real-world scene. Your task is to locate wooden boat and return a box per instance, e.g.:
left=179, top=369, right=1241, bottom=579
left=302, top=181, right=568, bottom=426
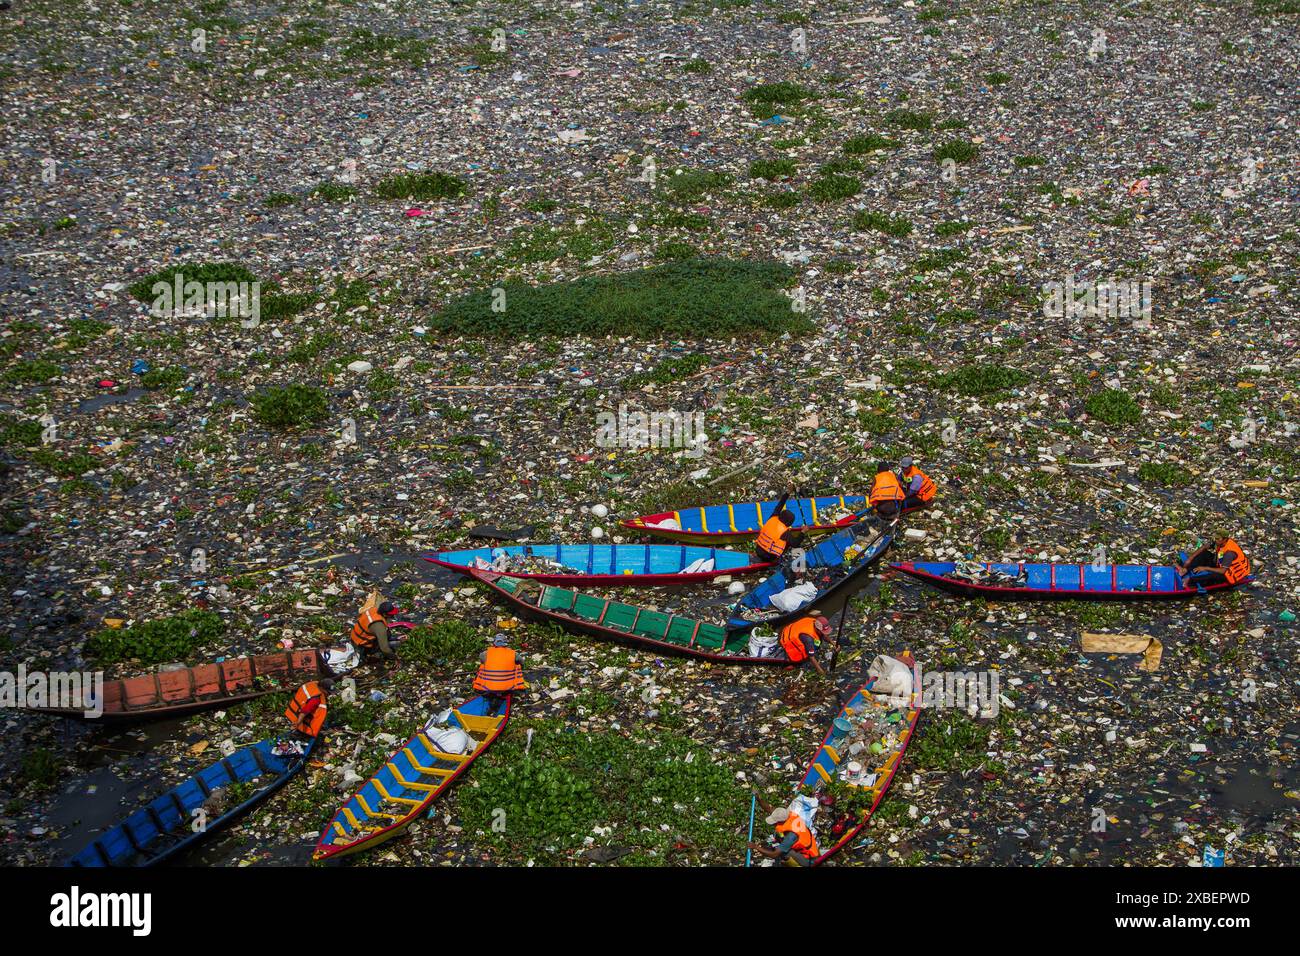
left=30, top=649, right=327, bottom=722
left=621, top=494, right=869, bottom=545
left=471, top=569, right=786, bottom=665
left=423, top=543, right=771, bottom=585
left=751, top=651, right=919, bottom=868
left=68, top=689, right=326, bottom=867
left=726, top=523, right=894, bottom=631
left=313, top=693, right=510, bottom=861
left=794, top=651, right=920, bottom=866
left=891, top=561, right=1251, bottom=601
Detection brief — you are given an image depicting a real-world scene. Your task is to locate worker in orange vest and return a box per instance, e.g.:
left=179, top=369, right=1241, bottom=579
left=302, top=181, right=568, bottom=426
left=755, top=491, right=797, bottom=563
left=1176, top=532, right=1250, bottom=589
left=779, top=612, right=830, bottom=675
left=898, top=456, right=937, bottom=510
left=748, top=795, right=820, bottom=866
left=868, top=462, right=906, bottom=517
left=349, top=600, right=400, bottom=663
left=284, top=680, right=331, bottom=738
left=474, top=634, right=527, bottom=715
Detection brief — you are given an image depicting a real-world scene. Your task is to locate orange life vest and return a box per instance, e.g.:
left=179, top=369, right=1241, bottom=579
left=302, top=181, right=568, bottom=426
left=779, top=617, right=820, bottom=663
left=903, top=465, right=937, bottom=502
left=776, top=811, right=819, bottom=857
left=869, top=471, right=906, bottom=506
left=755, top=513, right=791, bottom=558
left=350, top=607, right=383, bottom=649
left=284, top=681, right=327, bottom=737
left=474, top=647, right=525, bottom=693
left=1217, top=538, right=1250, bottom=584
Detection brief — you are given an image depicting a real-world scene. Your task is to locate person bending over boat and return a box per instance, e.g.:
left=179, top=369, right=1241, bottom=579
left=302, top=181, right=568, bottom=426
left=869, top=462, right=907, bottom=517
left=779, top=612, right=830, bottom=675
left=474, top=634, right=527, bottom=715
left=898, top=456, right=937, bottom=510
left=755, top=491, right=797, bottom=563
left=1176, top=532, right=1250, bottom=589
left=349, top=600, right=400, bottom=664
left=285, top=679, right=331, bottom=738
left=749, top=795, right=820, bottom=867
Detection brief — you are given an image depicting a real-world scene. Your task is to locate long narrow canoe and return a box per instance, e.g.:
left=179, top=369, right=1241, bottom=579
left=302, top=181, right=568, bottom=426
left=621, top=495, right=869, bottom=545
left=727, top=523, right=894, bottom=631
left=68, top=697, right=326, bottom=867
left=423, top=543, right=771, bottom=585
left=313, top=694, right=509, bottom=861
left=891, top=561, right=1251, bottom=601
left=471, top=569, right=786, bottom=665
left=792, top=651, right=920, bottom=866
left=30, top=649, right=327, bottom=722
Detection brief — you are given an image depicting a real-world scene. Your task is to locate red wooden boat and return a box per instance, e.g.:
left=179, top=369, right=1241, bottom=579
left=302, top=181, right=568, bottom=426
left=28, top=650, right=327, bottom=722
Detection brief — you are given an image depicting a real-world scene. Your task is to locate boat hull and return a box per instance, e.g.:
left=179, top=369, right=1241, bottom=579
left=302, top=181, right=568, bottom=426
left=727, top=525, right=894, bottom=632
left=313, top=695, right=510, bottom=862
left=892, top=561, right=1251, bottom=601
left=471, top=569, right=786, bottom=665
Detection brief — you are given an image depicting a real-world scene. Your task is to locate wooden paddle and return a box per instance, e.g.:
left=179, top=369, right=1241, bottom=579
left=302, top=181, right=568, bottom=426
left=828, top=598, right=848, bottom=673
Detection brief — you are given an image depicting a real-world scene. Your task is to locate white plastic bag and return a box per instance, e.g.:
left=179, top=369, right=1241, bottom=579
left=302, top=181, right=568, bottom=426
left=868, top=654, right=913, bottom=699
left=748, top=627, right=781, bottom=658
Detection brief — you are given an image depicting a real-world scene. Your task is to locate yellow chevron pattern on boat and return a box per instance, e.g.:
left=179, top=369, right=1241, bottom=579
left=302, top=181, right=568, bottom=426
left=373, top=777, right=423, bottom=807
left=416, top=733, right=474, bottom=759
left=452, top=712, right=504, bottom=734
left=387, top=762, right=438, bottom=792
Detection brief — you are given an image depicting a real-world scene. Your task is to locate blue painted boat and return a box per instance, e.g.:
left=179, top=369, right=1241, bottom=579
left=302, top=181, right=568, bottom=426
left=314, top=692, right=509, bottom=861
left=726, top=522, right=894, bottom=631
left=424, top=543, right=772, bottom=585
left=621, top=494, right=869, bottom=545
left=892, top=561, right=1250, bottom=601
left=68, top=691, right=326, bottom=867
left=792, top=651, right=920, bottom=866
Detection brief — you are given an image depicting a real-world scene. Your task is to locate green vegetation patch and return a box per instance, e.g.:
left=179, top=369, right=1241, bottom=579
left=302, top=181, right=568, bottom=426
left=1137, top=461, right=1191, bottom=486
left=885, top=108, right=933, bottom=131
left=933, top=140, right=979, bottom=163
left=85, top=610, right=226, bottom=666
left=624, top=353, right=711, bottom=387
left=1085, top=388, right=1141, bottom=426
left=374, top=171, right=468, bottom=202
left=931, top=363, right=1031, bottom=396
left=808, top=173, right=861, bottom=202
left=250, top=383, right=330, bottom=430
left=2, top=359, right=60, bottom=384
left=843, top=133, right=899, bottom=154
left=661, top=169, right=734, bottom=203
left=457, top=719, right=747, bottom=865
left=127, top=262, right=259, bottom=303
left=399, top=620, right=485, bottom=665
left=749, top=158, right=797, bottom=180
left=434, top=258, right=809, bottom=339
left=852, top=211, right=914, bottom=238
